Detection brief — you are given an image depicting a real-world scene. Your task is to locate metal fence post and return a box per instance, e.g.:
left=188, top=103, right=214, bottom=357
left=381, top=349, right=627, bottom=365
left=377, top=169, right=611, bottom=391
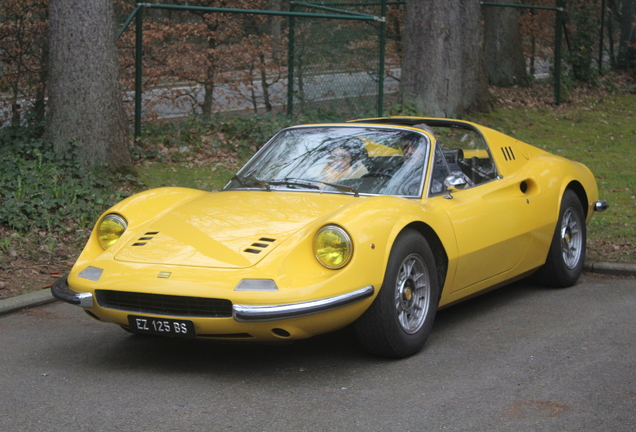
left=554, top=0, right=563, bottom=105
left=135, top=5, right=143, bottom=137
left=287, top=11, right=295, bottom=118
left=598, top=0, right=606, bottom=75
left=377, top=0, right=387, bottom=117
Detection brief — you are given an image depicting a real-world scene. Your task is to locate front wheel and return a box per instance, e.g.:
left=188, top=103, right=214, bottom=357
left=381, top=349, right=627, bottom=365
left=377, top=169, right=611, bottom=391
left=354, top=229, right=439, bottom=358
left=534, top=189, right=586, bottom=287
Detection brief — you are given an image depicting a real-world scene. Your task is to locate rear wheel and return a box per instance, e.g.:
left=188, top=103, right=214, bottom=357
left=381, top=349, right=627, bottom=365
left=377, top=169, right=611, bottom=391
left=534, top=189, right=586, bottom=287
left=354, top=229, right=439, bottom=358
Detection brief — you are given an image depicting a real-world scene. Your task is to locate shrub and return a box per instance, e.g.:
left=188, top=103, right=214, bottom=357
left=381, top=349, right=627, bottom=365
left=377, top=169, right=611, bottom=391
left=0, top=124, right=130, bottom=233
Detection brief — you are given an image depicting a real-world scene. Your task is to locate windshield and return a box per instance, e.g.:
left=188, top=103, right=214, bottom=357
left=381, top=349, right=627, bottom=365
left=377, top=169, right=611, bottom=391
left=225, top=126, right=430, bottom=197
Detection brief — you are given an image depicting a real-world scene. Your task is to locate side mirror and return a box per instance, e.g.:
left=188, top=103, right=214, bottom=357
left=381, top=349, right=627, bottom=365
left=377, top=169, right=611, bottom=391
left=443, top=175, right=467, bottom=199
left=444, top=175, right=467, bottom=190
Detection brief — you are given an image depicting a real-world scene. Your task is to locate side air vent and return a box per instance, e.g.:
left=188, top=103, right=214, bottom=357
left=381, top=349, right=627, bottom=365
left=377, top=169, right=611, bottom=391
left=132, top=232, right=159, bottom=247
left=244, top=237, right=276, bottom=254
left=501, top=147, right=516, bottom=161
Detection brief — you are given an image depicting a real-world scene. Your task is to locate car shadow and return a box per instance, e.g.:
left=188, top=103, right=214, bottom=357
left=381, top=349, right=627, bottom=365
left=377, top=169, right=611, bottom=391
left=61, top=279, right=548, bottom=376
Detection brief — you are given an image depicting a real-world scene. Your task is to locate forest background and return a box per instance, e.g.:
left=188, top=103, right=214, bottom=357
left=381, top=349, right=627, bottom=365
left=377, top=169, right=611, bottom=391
left=0, top=0, right=635, bottom=297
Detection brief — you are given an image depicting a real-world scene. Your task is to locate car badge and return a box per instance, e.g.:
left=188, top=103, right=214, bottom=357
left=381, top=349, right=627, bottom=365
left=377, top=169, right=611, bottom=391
left=158, top=272, right=171, bottom=279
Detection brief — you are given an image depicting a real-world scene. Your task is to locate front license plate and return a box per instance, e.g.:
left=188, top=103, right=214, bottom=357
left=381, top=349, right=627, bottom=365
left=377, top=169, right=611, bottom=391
left=128, top=315, right=196, bottom=338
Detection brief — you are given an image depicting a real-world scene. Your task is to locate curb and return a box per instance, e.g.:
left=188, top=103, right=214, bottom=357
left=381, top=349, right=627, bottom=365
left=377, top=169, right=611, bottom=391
left=1, top=262, right=635, bottom=318
left=0, top=289, right=57, bottom=317
left=583, top=261, right=636, bottom=278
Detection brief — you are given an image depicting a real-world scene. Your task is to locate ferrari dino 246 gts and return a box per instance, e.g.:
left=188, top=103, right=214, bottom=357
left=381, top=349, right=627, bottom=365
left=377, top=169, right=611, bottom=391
left=53, top=117, right=608, bottom=358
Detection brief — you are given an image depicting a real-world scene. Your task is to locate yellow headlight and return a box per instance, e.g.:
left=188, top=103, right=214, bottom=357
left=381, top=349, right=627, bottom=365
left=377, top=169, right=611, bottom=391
left=96, top=214, right=127, bottom=250
left=314, top=225, right=353, bottom=269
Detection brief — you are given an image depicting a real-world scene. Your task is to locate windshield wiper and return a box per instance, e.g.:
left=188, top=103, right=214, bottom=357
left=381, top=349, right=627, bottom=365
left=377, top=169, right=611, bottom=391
left=320, top=181, right=359, bottom=197
left=268, top=178, right=321, bottom=190
left=232, top=175, right=271, bottom=191
left=275, top=177, right=359, bottom=197
left=233, top=176, right=359, bottom=197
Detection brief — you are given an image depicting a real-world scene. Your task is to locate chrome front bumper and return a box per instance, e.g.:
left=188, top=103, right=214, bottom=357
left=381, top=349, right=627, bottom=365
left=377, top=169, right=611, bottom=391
left=594, top=200, right=609, bottom=212
left=232, top=285, right=375, bottom=322
left=51, top=275, right=94, bottom=308
left=52, top=275, right=375, bottom=322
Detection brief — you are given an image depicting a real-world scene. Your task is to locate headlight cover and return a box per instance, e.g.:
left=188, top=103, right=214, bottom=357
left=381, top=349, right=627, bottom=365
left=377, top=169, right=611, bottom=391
left=96, top=214, right=127, bottom=250
left=314, top=225, right=353, bottom=269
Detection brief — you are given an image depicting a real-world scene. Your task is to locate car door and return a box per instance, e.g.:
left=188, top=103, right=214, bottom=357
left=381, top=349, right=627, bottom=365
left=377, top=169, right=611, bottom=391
left=428, top=129, right=536, bottom=294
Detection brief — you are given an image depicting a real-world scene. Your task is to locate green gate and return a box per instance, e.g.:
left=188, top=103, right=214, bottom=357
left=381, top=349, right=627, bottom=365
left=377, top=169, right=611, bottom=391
left=118, top=1, right=398, bottom=137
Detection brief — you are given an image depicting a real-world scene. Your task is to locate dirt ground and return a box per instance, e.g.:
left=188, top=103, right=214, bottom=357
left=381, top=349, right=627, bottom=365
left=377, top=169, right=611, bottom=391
left=0, top=227, right=81, bottom=299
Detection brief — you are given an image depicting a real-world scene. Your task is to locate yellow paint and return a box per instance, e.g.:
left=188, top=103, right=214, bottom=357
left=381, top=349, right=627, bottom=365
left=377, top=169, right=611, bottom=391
left=67, top=118, right=601, bottom=341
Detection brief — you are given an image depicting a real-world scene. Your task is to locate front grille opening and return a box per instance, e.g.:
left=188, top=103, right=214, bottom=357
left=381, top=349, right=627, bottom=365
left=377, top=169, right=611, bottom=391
left=95, top=290, right=233, bottom=318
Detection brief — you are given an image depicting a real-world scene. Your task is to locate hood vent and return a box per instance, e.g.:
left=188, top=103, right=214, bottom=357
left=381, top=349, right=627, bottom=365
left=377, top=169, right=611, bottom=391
left=244, top=237, right=276, bottom=254
left=132, top=232, right=159, bottom=247
left=501, top=147, right=516, bottom=161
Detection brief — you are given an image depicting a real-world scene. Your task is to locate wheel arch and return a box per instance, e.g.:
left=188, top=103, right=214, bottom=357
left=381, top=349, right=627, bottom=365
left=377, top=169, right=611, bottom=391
left=565, top=180, right=589, bottom=218
left=402, top=221, right=448, bottom=299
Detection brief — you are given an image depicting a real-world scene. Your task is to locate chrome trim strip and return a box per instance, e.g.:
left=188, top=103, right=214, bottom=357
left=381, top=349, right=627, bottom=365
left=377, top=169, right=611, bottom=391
left=233, top=285, right=375, bottom=322
left=51, top=275, right=94, bottom=308
left=594, top=200, right=609, bottom=212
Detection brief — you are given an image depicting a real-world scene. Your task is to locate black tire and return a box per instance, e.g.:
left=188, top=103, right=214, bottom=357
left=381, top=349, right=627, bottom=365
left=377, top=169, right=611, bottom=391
left=534, top=189, right=586, bottom=288
left=354, top=229, right=439, bottom=358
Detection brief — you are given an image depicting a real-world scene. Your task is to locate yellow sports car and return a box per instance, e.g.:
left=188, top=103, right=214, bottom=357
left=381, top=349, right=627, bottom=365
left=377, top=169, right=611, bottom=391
left=52, top=118, right=608, bottom=358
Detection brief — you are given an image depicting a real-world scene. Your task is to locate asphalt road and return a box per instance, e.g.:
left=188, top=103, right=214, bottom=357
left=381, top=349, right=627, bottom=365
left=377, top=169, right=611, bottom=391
left=1, top=273, right=635, bottom=432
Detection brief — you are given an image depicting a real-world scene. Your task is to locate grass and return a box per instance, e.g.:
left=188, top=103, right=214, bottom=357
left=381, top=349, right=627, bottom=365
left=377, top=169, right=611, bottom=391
left=470, top=92, right=635, bottom=263
left=137, top=162, right=238, bottom=191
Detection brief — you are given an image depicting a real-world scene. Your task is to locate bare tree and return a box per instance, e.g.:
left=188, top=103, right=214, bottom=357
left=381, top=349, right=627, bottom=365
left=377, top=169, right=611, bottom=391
left=47, top=0, right=132, bottom=169
left=400, top=0, right=492, bottom=118
left=0, top=0, right=48, bottom=127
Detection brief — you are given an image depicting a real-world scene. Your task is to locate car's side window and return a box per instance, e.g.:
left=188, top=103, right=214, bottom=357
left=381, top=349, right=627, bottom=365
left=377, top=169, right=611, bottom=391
left=429, top=125, right=497, bottom=188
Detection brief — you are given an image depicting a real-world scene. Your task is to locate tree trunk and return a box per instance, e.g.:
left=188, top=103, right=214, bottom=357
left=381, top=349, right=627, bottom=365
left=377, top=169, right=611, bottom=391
left=47, top=0, right=131, bottom=169
left=617, top=0, right=636, bottom=68
left=483, top=1, right=529, bottom=87
left=401, top=0, right=492, bottom=118
left=259, top=53, right=273, bottom=112
left=202, top=69, right=215, bottom=118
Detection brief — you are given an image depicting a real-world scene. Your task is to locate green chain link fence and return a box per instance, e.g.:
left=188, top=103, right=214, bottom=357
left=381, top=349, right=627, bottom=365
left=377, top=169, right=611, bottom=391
left=118, top=1, right=405, bottom=136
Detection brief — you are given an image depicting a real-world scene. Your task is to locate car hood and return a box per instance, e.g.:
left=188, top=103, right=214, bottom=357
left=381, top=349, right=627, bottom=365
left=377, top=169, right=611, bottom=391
left=114, top=191, right=355, bottom=269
